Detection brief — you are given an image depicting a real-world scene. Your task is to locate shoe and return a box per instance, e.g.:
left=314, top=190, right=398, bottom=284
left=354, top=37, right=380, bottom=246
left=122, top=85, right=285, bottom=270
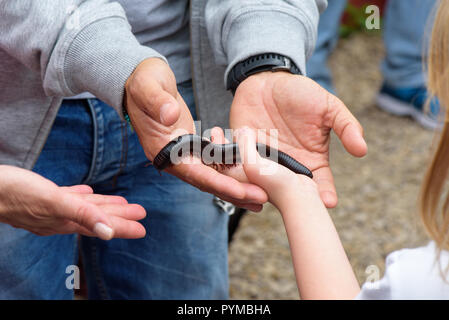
left=376, top=84, right=441, bottom=130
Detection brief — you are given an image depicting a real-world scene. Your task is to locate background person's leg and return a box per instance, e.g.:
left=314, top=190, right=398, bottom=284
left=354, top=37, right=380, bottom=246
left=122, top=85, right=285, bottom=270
left=306, top=0, right=347, bottom=93
left=377, top=0, right=440, bottom=129
left=80, top=81, right=229, bottom=299
left=0, top=100, right=94, bottom=299
left=381, top=0, right=437, bottom=88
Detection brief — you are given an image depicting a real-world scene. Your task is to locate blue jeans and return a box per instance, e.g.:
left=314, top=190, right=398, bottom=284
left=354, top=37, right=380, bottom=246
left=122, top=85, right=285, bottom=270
left=307, top=0, right=437, bottom=91
left=0, top=80, right=229, bottom=299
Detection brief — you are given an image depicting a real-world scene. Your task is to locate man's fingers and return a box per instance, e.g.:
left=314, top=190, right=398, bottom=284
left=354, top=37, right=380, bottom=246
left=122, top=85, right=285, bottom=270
left=328, top=93, right=368, bottom=158
left=168, top=163, right=267, bottom=204
left=312, top=166, right=338, bottom=208
left=239, top=182, right=268, bottom=204
left=169, top=164, right=244, bottom=199
left=215, top=194, right=264, bottom=212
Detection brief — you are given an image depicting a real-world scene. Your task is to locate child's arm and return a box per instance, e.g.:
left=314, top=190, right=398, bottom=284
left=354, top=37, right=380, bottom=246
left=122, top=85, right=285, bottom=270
left=278, top=179, right=360, bottom=299
left=236, top=127, right=361, bottom=299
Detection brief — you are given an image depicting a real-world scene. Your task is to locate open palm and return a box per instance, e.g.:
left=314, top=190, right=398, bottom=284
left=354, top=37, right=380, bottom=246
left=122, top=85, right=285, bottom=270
left=230, top=72, right=367, bottom=208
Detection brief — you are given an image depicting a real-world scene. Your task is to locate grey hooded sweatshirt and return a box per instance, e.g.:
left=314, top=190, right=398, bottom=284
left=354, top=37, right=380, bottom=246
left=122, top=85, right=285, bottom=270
left=0, top=0, right=326, bottom=170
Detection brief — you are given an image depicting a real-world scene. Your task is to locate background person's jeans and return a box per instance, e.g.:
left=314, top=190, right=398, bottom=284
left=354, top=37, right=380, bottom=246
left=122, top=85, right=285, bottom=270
left=307, top=0, right=437, bottom=91
left=306, top=0, right=347, bottom=93
left=381, top=0, right=436, bottom=88
left=0, top=80, right=229, bottom=299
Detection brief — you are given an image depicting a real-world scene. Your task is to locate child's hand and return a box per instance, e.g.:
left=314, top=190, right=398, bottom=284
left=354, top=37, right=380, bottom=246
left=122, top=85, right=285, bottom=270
left=212, top=128, right=360, bottom=299
left=236, top=127, right=320, bottom=211
left=210, top=127, right=320, bottom=212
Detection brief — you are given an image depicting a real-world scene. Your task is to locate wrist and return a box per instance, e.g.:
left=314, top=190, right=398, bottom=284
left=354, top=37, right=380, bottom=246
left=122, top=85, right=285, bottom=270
left=274, top=176, right=320, bottom=214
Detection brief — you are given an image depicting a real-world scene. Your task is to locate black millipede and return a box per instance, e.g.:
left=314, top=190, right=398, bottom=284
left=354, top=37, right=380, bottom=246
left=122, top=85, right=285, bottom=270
left=152, top=134, right=313, bottom=178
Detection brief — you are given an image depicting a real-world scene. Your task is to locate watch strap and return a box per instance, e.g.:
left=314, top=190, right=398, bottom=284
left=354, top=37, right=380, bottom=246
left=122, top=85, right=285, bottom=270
left=226, top=53, right=301, bottom=93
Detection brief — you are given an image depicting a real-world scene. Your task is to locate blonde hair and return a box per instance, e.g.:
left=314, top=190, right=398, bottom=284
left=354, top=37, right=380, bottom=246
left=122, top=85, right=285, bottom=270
left=421, top=0, right=449, bottom=253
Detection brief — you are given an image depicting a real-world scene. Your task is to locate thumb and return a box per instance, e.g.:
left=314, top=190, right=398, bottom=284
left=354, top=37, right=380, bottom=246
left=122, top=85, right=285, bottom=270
left=328, top=93, right=368, bottom=157
left=54, top=191, right=114, bottom=240
left=129, top=78, right=181, bottom=127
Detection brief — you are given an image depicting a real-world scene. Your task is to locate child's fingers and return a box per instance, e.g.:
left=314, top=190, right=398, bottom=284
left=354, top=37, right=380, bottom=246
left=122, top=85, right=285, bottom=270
left=237, top=127, right=294, bottom=189
left=210, top=127, right=226, bottom=144
left=237, top=127, right=257, bottom=161
left=237, top=127, right=264, bottom=181
left=209, top=127, right=249, bottom=182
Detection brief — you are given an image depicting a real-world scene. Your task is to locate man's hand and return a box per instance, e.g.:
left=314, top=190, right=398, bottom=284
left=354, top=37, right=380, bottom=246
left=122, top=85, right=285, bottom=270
left=230, top=71, right=367, bottom=208
left=125, top=58, right=268, bottom=211
left=0, top=166, right=146, bottom=240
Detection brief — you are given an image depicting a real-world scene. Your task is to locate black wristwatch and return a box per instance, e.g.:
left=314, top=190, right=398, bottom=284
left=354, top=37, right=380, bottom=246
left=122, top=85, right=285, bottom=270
left=226, top=53, right=302, bottom=94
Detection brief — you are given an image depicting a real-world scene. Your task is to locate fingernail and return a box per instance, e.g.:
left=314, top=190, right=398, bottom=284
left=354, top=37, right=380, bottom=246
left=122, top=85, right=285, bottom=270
left=160, top=103, right=172, bottom=124
left=93, top=222, right=114, bottom=240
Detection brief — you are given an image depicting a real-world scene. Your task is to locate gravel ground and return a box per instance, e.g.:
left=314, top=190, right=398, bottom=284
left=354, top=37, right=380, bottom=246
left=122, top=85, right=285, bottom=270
left=228, top=32, right=433, bottom=299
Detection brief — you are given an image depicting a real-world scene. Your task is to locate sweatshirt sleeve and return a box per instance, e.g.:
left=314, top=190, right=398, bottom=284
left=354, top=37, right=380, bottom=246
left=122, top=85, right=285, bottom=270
left=204, top=0, right=327, bottom=85
left=0, top=0, right=166, bottom=115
